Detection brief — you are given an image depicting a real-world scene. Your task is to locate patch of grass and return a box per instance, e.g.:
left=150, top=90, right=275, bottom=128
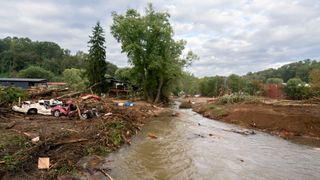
left=206, top=104, right=228, bottom=117
left=110, top=129, right=122, bottom=146
left=85, top=145, right=111, bottom=156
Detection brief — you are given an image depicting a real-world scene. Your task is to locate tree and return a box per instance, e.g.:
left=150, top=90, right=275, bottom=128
left=111, top=4, right=196, bottom=102
left=63, top=68, right=87, bottom=90
left=266, top=78, right=283, bottom=84
left=309, top=68, right=320, bottom=96
left=284, top=78, right=309, bottom=100
left=86, top=22, right=108, bottom=94
left=17, top=66, right=54, bottom=80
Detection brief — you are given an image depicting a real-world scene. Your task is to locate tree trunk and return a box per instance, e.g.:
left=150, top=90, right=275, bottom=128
left=154, top=76, right=163, bottom=103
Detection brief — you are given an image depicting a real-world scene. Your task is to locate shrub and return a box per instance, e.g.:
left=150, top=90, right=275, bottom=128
left=284, top=78, right=310, bottom=100
left=217, top=93, right=260, bottom=104
left=0, top=86, right=29, bottom=105
left=18, top=66, right=54, bottom=81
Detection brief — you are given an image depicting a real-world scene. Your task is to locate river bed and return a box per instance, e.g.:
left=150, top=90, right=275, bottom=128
left=106, top=107, right=320, bottom=180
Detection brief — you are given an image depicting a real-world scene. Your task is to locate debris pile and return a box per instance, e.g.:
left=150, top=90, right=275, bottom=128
left=0, top=89, right=162, bottom=179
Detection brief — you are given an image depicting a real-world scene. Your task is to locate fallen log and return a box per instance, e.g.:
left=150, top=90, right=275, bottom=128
left=53, top=138, right=88, bottom=146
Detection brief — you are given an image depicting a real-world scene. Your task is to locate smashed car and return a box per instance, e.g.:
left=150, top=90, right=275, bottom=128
left=12, top=101, right=51, bottom=115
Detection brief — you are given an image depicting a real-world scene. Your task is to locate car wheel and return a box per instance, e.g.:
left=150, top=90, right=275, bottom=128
left=53, top=110, right=60, bottom=117
left=28, top=109, right=37, bottom=115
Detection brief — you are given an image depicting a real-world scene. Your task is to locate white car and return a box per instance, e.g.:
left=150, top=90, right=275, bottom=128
left=12, top=99, right=62, bottom=115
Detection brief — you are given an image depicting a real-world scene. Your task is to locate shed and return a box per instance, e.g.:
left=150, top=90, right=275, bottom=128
left=0, top=78, right=48, bottom=89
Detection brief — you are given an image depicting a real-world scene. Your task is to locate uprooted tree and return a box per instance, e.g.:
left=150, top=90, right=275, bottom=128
left=86, top=22, right=108, bottom=94
left=111, top=4, right=197, bottom=103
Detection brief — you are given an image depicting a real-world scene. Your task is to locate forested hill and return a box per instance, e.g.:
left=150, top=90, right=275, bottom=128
left=245, top=59, right=320, bottom=83
left=0, top=36, right=117, bottom=80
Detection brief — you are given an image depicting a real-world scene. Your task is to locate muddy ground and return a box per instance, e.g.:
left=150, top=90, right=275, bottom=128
left=189, top=98, right=320, bottom=146
left=0, top=99, right=164, bottom=179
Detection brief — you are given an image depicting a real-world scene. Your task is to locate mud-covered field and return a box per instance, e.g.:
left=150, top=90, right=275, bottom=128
left=0, top=100, right=163, bottom=179
left=189, top=98, right=320, bottom=146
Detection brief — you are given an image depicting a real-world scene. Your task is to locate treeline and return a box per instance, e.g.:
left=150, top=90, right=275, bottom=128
left=0, top=37, right=117, bottom=81
left=178, top=59, right=320, bottom=100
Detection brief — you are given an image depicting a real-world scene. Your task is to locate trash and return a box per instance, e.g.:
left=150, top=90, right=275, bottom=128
left=124, top=101, right=134, bottom=107
left=31, top=136, right=40, bottom=143
left=104, top=112, right=112, bottom=116
left=172, top=112, right=180, bottom=117
left=148, top=133, right=158, bottom=139
left=115, top=102, right=124, bottom=106
left=38, top=157, right=50, bottom=169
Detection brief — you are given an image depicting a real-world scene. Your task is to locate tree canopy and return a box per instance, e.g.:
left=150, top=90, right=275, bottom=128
left=111, top=4, right=196, bottom=102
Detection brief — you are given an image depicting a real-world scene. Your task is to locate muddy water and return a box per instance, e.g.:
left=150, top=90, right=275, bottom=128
left=106, top=107, right=320, bottom=180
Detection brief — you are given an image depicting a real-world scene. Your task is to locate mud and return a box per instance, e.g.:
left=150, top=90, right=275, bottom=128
left=192, top=99, right=320, bottom=145
left=0, top=99, right=164, bottom=179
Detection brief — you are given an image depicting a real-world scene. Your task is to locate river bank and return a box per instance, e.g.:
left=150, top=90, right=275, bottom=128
left=185, top=97, right=320, bottom=146
left=0, top=99, right=165, bottom=179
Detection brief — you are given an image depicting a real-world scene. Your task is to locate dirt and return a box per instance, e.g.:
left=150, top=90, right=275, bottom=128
left=192, top=98, right=320, bottom=145
left=0, top=98, right=165, bottom=179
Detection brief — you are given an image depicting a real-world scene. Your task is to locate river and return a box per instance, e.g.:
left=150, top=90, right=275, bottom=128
left=106, top=106, right=320, bottom=180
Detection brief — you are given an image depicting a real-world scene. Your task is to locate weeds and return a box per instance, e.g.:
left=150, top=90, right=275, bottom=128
left=206, top=104, right=228, bottom=117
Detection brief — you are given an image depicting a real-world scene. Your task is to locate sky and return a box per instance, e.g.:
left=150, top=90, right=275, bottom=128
left=1, top=0, right=320, bottom=77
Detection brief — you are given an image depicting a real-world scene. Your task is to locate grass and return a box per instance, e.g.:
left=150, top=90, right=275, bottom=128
left=206, top=104, right=228, bottom=117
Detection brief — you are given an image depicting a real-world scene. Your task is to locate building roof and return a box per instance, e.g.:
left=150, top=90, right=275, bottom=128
left=0, top=78, right=47, bottom=82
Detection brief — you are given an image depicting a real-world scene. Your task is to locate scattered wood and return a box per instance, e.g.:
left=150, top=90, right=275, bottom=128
left=148, top=133, right=158, bottom=139
left=5, top=121, right=16, bottom=129
left=53, top=138, right=88, bottom=146
left=97, top=169, right=114, bottom=180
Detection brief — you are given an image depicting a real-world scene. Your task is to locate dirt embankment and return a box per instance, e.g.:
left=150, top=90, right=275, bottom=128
left=192, top=99, right=320, bottom=141
left=0, top=100, right=165, bottom=179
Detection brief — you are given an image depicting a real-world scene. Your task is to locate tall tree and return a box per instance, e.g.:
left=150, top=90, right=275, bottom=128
left=111, top=4, right=195, bottom=102
left=86, top=22, right=108, bottom=94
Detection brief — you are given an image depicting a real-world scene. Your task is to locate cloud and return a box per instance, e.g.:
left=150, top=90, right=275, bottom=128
left=0, top=0, right=320, bottom=77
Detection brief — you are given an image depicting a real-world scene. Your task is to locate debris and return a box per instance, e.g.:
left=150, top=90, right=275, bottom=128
left=104, top=112, right=112, bottom=116
left=240, top=159, right=244, bottom=162
left=198, top=123, right=201, bottom=126
left=5, top=121, right=16, bottom=129
left=57, top=91, right=82, bottom=99
left=54, top=138, right=88, bottom=146
left=209, top=133, right=213, bottom=136
left=38, top=157, right=50, bottom=169
left=80, top=94, right=101, bottom=101
left=148, top=133, right=158, bottom=139
left=172, top=112, right=180, bottom=117
left=124, top=101, right=134, bottom=107
left=224, top=129, right=256, bottom=136
left=31, top=136, right=40, bottom=144
left=98, top=169, right=114, bottom=180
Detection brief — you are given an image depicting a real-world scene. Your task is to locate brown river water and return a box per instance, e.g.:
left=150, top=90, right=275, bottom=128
left=105, top=105, right=320, bottom=180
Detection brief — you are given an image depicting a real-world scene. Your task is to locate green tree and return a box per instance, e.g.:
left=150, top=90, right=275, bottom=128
left=111, top=4, right=195, bottom=102
left=284, top=78, right=309, bottom=100
left=309, top=68, right=320, bottom=96
left=63, top=68, right=87, bottom=90
left=86, top=22, right=108, bottom=94
left=17, top=66, right=54, bottom=80
left=266, top=78, right=283, bottom=84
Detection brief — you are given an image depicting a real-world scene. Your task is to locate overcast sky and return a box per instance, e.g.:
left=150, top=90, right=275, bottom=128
left=1, top=0, right=320, bottom=77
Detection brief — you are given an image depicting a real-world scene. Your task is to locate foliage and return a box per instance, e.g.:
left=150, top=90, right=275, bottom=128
left=17, top=66, right=54, bottom=80
left=0, top=86, right=29, bottom=105
left=111, top=4, right=196, bottom=102
left=62, top=68, right=88, bottom=90
left=283, top=78, right=310, bottom=100
left=173, top=72, right=199, bottom=96
left=266, top=78, right=283, bottom=84
left=245, top=59, right=320, bottom=82
left=86, top=22, right=108, bottom=94
left=217, top=93, right=261, bottom=104
left=0, top=37, right=88, bottom=77
left=199, top=76, right=226, bottom=97
left=309, top=68, right=320, bottom=96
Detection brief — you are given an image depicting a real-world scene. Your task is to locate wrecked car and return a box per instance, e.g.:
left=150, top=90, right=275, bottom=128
left=51, top=101, right=98, bottom=120
left=12, top=101, right=52, bottom=115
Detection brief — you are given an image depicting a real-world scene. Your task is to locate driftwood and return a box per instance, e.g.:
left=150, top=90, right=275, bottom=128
left=97, top=169, right=114, bottom=180
left=53, top=138, right=88, bottom=146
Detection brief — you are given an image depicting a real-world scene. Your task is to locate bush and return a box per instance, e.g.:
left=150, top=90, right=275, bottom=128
left=284, top=78, right=310, bottom=100
left=18, top=66, right=54, bottom=81
left=62, top=68, right=88, bottom=90
left=217, top=93, right=260, bottom=104
left=0, top=86, right=29, bottom=105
